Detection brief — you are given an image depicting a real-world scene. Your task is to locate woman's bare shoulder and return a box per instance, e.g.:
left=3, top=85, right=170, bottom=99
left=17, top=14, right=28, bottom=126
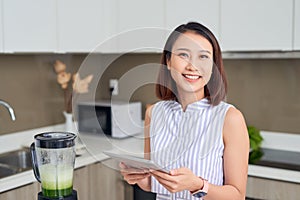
left=145, top=104, right=154, bottom=119
left=223, top=106, right=248, bottom=141
left=225, top=106, right=245, bottom=123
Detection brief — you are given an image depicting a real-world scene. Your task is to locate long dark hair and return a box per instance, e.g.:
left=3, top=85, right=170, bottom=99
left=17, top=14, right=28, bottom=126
left=156, top=22, right=227, bottom=106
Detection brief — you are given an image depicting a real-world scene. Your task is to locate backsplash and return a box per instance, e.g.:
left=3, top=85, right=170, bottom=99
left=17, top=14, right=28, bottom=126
left=0, top=54, right=299, bottom=135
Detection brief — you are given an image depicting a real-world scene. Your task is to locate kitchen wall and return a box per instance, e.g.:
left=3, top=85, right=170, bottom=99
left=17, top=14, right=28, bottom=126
left=0, top=54, right=299, bottom=135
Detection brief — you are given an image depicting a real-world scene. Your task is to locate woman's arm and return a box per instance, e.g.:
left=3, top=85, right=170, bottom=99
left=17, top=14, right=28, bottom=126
left=144, top=105, right=152, bottom=160
left=204, top=107, right=249, bottom=200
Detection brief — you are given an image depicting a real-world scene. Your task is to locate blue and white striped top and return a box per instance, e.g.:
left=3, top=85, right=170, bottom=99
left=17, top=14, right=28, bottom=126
left=150, top=98, right=233, bottom=200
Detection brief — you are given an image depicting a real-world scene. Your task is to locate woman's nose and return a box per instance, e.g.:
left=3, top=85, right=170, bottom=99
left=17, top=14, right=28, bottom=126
left=185, top=58, right=199, bottom=71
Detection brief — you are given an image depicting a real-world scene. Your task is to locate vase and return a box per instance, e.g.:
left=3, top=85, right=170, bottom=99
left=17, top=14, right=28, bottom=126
left=63, top=111, right=75, bottom=132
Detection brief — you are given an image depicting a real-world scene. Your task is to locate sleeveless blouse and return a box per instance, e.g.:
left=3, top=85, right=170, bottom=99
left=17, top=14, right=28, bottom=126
left=150, top=98, right=233, bottom=200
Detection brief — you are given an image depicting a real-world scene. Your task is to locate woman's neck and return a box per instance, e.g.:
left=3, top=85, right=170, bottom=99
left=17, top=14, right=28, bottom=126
left=177, top=91, right=205, bottom=111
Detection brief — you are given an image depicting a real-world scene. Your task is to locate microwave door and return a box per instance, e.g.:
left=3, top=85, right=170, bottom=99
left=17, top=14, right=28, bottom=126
left=78, top=105, right=112, bottom=135
left=96, top=107, right=112, bottom=135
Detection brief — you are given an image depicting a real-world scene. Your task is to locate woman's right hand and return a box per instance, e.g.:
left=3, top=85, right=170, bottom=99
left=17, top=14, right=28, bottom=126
left=119, top=162, right=151, bottom=191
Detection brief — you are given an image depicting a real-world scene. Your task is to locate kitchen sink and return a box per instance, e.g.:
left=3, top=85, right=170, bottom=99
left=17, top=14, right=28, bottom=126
left=0, top=148, right=32, bottom=179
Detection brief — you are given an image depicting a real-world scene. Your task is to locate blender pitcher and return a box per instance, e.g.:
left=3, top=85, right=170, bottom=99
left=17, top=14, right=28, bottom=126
left=30, top=132, right=77, bottom=200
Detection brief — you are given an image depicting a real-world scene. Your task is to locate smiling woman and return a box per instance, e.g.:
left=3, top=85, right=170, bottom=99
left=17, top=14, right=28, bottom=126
left=120, top=22, right=249, bottom=200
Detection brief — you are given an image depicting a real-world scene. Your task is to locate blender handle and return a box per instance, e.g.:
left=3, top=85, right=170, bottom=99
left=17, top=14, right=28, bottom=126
left=30, top=143, right=41, bottom=183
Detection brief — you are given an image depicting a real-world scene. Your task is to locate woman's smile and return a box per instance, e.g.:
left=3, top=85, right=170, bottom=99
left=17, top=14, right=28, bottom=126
left=182, top=73, right=202, bottom=82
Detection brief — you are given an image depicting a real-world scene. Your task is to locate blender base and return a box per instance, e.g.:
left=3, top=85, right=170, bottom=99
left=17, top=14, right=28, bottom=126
left=37, top=190, right=78, bottom=200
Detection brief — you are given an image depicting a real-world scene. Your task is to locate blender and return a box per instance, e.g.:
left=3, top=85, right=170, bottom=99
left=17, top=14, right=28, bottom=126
left=30, top=132, right=78, bottom=200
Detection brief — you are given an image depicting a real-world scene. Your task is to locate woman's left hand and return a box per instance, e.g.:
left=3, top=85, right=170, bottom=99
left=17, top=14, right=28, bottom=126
left=150, top=167, right=203, bottom=193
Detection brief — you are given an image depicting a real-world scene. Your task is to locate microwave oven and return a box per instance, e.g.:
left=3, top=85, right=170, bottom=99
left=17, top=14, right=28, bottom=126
left=77, top=101, right=143, bottom=138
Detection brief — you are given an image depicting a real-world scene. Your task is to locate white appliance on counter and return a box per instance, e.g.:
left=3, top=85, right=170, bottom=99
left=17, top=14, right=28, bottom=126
left=77, top=101, right=143, bottom=138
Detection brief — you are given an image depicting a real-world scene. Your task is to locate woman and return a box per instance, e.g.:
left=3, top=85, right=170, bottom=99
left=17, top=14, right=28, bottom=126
left=121, top=22, right=249, bottom=200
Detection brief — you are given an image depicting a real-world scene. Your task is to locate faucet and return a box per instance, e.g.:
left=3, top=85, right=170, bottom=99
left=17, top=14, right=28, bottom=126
left=0, top=100, right=16, bottom=121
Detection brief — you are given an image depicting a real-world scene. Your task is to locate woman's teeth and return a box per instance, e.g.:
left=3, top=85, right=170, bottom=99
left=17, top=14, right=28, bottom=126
left=183, top=74, right=201, bottom=80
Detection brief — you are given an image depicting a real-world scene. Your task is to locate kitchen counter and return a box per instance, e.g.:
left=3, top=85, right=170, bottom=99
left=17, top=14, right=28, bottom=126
left=0, top=124, right=299, bottom=193
left=0, top=124, right=144, bottom=193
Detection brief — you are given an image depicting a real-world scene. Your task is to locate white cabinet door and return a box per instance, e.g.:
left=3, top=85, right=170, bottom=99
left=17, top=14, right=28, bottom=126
left=117, top=0, right=165, bottom=53
left=0, top=0, right=3, bottom=52
left=57, top=0, right=107, bottom=53
left=220, top=0, right=293, bottom=51
left=294, top=0, right=300, bottom=50
left=3, top=0, right=56, bottom=52
left=165, top=0, right=220, bottom=41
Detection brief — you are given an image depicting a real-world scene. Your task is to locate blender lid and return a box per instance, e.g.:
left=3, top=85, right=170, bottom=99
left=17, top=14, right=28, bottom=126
left=34, top=132, right=77, bottom=148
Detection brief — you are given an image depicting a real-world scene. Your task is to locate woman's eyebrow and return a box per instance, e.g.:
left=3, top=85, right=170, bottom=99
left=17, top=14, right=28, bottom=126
left=175, top=48, right=191, bottom=52
left=199, top=50, right=211, bottom=54
left=175, top=48, right=211, bottom=54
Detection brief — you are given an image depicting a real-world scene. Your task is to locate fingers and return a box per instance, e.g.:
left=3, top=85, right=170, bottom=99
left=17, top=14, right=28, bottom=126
left=119, top=162, right=150, bottom=185
left=151, top=173, right=180, bottom=193
left=170, top=167, right=190, bottom=175
left=150, top=167, right=194, bottom=193
left=150, top=170, right=177, bottom=186
left=119, top=162, right=127, bottom=169
left=123, top=173, right=150, bottom=185
left=122, top=171, right=150, bottom=185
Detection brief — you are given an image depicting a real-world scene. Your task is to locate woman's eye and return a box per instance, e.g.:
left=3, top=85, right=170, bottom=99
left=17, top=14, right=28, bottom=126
left=178, top=53, right=189, bottom=59
left=199, top=54, right=209, bottom=59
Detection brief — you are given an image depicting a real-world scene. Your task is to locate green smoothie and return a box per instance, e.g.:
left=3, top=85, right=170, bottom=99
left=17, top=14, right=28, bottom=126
left=39, top=164, right=74, bottom=198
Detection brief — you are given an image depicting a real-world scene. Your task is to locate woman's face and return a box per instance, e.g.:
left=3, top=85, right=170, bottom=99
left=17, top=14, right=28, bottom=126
left=167, top=31, right=213, bottom=97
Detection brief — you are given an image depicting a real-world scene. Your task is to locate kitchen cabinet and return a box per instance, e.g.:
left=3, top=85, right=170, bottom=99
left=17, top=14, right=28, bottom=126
left=0, top=181, right=40, bottom=200
left=0, top=161, right=132, bottom=200
left=2, top=0, right=57, bottom=53
left=73, top=165, right=90, bottom=199
left=57, top=0, right=107, bottom=53
left=0, top=0, right=3, bottom=52
left=246, top=176, right=300, bottom=199
left=74, top=162, right=133, bottom=200
left=116, top=0, right=166, bottom=53
left=165, top=0, right=220, bottom=41
left=220, top=0, right=294, bottom=51
left=294, top=0, right=300, bottom=50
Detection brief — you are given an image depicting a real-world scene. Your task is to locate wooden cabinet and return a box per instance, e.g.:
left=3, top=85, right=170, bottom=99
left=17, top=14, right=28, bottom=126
left=246, top=176, right=300, bottom=199
left=73, top=162, right=133, bottom=200
left=0, top=182, right=40, bottom=200
left=0, top=161, right=133, bottom=200
left=165, top=0, right=220, bottom=40
left=57, top=0, right=106, bottom=53
left=220, top=0, right=294, bottom=51
left=73, top=165, right=90, bottom=199
left=294, top=0, right=300, bottom=50
left=2, top=0, right=57, bottom=53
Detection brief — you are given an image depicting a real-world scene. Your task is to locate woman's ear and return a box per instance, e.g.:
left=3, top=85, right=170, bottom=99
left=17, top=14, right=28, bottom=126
left=166, top=59, right=171, bottom=70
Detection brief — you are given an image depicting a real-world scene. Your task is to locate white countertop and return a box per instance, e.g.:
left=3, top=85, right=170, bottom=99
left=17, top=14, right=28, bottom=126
left=0, top=124, right=299, bottom=193
left=0, top=124, right=144, bottom=193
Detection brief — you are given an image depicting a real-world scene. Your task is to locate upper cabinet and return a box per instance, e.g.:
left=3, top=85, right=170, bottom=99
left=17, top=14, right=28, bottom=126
left=220, top=0, right=294, bottom=51
left=0, top=0, right=3, bottom=52
left=116, top=0, right=165, bottom=53
left=0, top=0, right=299, bottom=53
left=294, top=0, right=300, bottom=50
left=57, top=0, right=106, bottom=53
left=165, top=0, right=220, bottom=41
left=2, top=0, right=57, bottom=53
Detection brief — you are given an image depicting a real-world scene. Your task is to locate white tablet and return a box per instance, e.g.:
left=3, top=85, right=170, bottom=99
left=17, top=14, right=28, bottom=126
left=103, top=151, right=169, bottom=174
